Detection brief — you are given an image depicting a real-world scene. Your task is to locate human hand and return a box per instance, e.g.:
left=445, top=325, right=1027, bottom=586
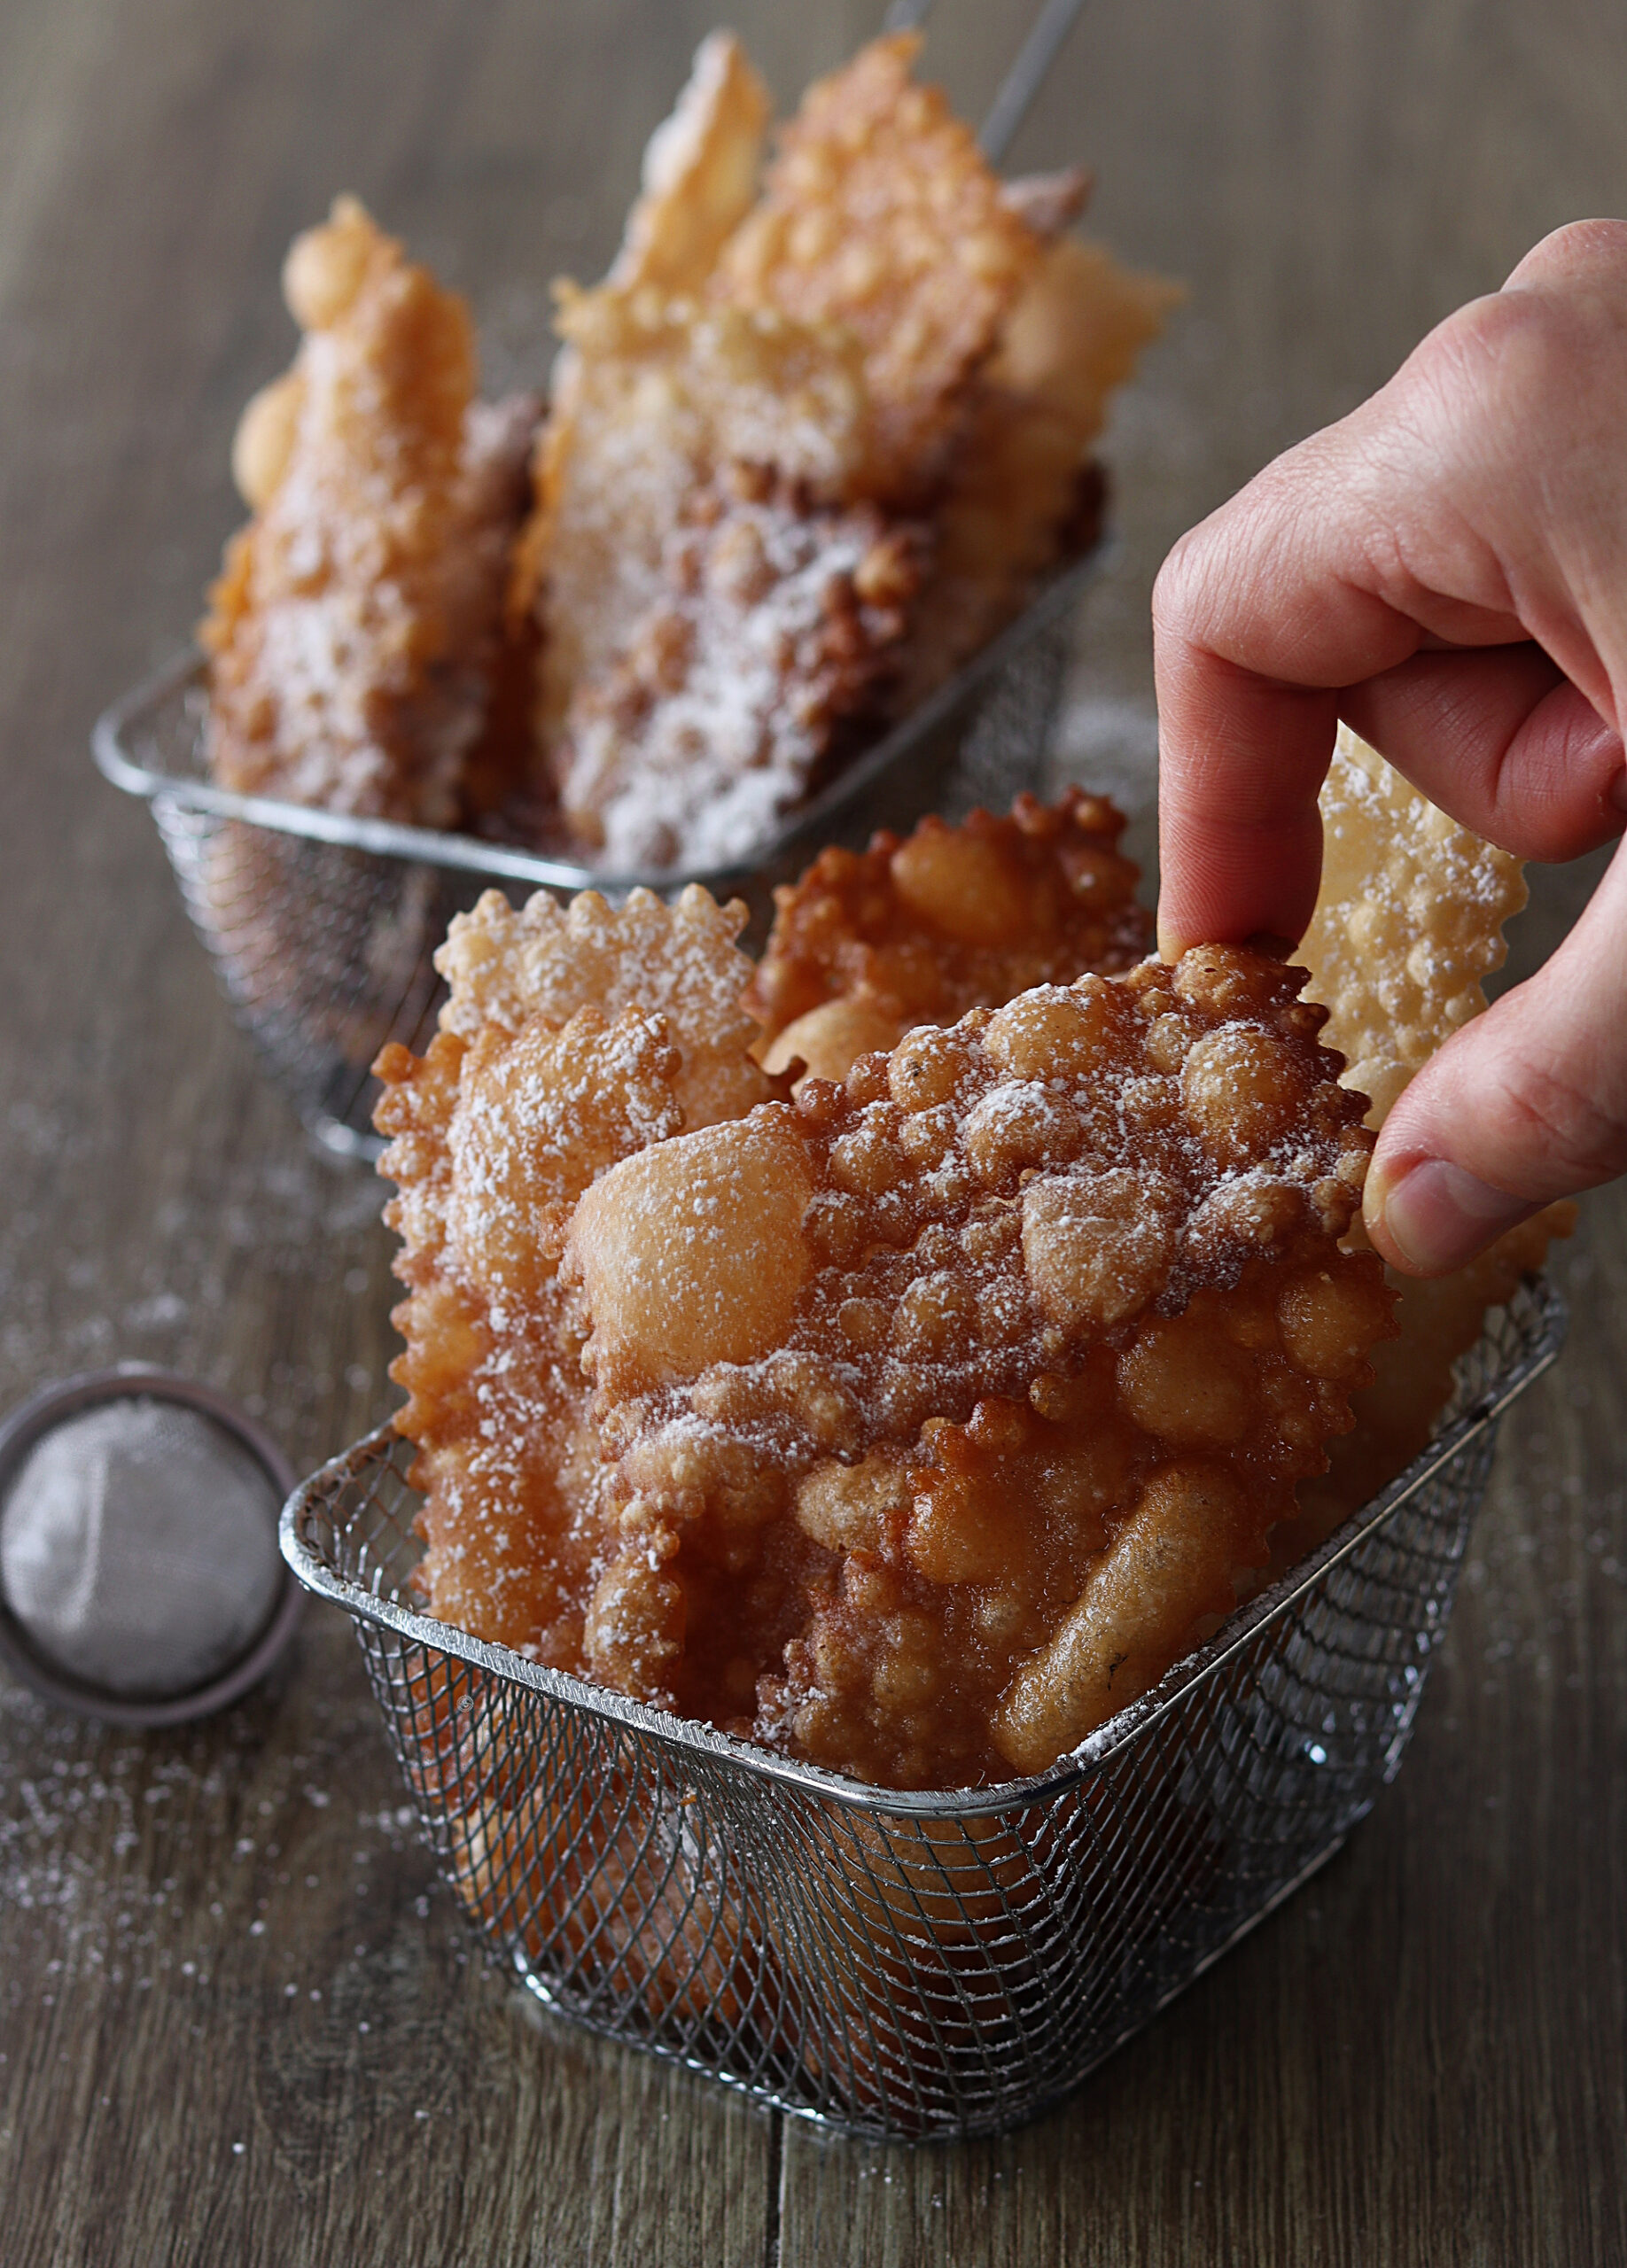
left=1152, top=219, right=1627, bottom=1275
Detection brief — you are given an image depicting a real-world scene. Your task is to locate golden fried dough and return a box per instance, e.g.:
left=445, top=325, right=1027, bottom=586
left=204, top=197, right=533, bottom=827
left=376, top=1006, right=682, bottom=1659
left=563, top=946, right=1391, bottom=1784
left=434, top=881, right=779, bottom=1129
left=510, top=284, right=904, bottom=858
left=606, top=31, right=772, bottom=296
left=378, top=881, right=782, bottom=1665
left=518, top=284, right=873, bottom=730
left=555, top=467, right=923, bottom=866
left=899, top=240, right=1181, bottom=698
left=714, top=33, right=1043, bottom=501
left=751, top=789, right=1152, bottom=1082
left=1299, top=723, right=1529, bottom=1126
left=1285, top=725, right=1568, bottom=1548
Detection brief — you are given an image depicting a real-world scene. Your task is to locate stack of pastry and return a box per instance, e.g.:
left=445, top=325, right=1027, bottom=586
left=202, top=30, right=1176, bottom=871
left=375, top=735, right=1563, bottom=1801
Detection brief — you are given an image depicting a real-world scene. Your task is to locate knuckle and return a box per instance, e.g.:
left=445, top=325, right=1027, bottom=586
left=1512, top=216, right=1627, bottom=288
left=1151, top=527, right=1210, bottom=634
left=1485, top=1055, right=1627, bottom=1188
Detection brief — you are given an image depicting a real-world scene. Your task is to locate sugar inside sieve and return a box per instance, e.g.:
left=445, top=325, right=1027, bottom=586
left=0, top=1367, right=300, bottom=1725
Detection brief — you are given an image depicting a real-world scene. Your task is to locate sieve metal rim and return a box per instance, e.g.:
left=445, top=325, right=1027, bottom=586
left=280, top=1274, right=1566, bottom=1819
left=0, top=1364, right=302, bottom=1726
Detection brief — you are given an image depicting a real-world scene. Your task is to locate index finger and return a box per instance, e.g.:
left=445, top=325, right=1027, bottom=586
left=1150, top=442, right=1439, bottom=956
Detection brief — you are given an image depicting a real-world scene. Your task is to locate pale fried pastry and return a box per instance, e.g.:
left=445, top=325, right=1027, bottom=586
left=517, top=284, right=874, bottom=757
left=606, top=32, right=773, bottom=297
left=714, top=33, right=1044, bottom=501
left=1286, top=724, right=1569, bottom=1548
left=378, top=881, right=781, bottom=1660
left=562, top=945, right=1392, bottom=1784
left=375, top=1006, right=682, bottom=1658
left=899, top=240, right=1182, bottom=700
left=205, top=197, right=534, bottom=827
left=435, top=881, right=779, bottom=1129
left=751, top=788, right=1151, bottom=1084
left=1298, top=722, right=1529, bottom=1127
left=999, top=167, right=1094, bottom=242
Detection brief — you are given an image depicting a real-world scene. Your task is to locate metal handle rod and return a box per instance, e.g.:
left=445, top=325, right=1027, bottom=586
left=977, top=0, right=1088, bottom=162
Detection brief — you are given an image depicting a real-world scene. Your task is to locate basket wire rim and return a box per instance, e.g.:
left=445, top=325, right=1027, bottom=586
left=91, top=546, right=1109, bottom=897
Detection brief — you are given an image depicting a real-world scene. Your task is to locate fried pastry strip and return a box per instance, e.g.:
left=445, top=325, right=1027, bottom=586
left=511, top=286, right=901, bottom=858
left=518, top=284, right=873, bottom=732
left=205, top=197, right=533, bottom=827
left=751, top=789, right=1152, bottom=1084
left=899, top=240, right=1181, bottom=697
left=713, top=33, right=1044, bottom=500
left=376, top=1006, right=682, bottom=1658
left=434, top=881, right=779, bottom=1129
left=556, top=467, right=923, bottom=866
left=378, top=882, right=781, bottom=1657
left=564, top=946, right=1392, bottom=1783
left=1298, top=723, right=1529, bottom=1127
left=606, top=32, right=773, bottom=296
left=1288, top=724, right=1571, bottom=1544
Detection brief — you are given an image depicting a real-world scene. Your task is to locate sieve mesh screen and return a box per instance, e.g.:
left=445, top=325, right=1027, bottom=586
left=0, top=1396, right=284, bottom=1700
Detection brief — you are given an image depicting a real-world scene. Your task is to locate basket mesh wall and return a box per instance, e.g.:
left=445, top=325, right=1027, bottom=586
left=286, top=1282, right=1561, bottom=2140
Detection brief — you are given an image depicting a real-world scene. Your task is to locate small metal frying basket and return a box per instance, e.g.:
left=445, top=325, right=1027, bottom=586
left=282, top=1276, right=1563, bottom=2141
left=90, top=0, right=1110, bottom=1164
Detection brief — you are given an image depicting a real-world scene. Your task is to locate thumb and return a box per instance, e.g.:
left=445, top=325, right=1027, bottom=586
left=1366, top=836, right=1627, bottom=1272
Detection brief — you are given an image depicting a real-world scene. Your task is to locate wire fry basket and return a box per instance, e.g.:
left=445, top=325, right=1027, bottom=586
left=92, top=553, right=1097, bottom=1162
left=281, top=1275, right=1563, bottom=2140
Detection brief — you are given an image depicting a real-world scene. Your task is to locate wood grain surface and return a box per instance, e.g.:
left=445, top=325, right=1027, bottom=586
left=0, top=1, right=1623, bottom=2261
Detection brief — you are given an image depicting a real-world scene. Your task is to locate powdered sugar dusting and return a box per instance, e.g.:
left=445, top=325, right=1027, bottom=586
left=434, top=882, right=775, bottom=1130
left=559, top=481, right=916, bottom=868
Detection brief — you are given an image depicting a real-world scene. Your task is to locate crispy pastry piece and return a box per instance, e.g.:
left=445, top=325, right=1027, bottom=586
left=434, top=882, right=779, bottom=1129
left=378, top=882, right=782, bottom=1658
left=606, top=32, right=772, bottom=296
left=1280, top=1206, right=1568, bottom=1568
left=556, top=466, right=923, bottom=866
left=751, top=789, right=1152, bottom=1084
left=713, top=33, right=1044, bottom=500
left=1285, top=724, right=1570, bottom=1549
left=999, top=167, right=1094, bottom=242
left=376, top=1006, right=683, bottom=1658
left=564, top=946, right=1393, bottom=1784
left=898, top=240, right=1182, bottom=699
left=204, top=197, right=534, bottom=827
left=516, top=284, right=874, bottom=751
left=1297, top=723, right=1529, bottom=1128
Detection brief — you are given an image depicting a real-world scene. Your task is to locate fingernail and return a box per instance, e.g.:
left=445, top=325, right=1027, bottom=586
left=1155, top=922, right=1192, bottom=964
left=1368, top=1157, right=1539, bottom=1275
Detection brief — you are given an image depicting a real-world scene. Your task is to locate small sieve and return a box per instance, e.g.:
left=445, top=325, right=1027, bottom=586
left=0, top=1366, right=300, bottom=1726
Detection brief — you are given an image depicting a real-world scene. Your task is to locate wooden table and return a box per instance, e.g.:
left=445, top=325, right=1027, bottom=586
left=2, top=1, right=1623, bottom=2258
